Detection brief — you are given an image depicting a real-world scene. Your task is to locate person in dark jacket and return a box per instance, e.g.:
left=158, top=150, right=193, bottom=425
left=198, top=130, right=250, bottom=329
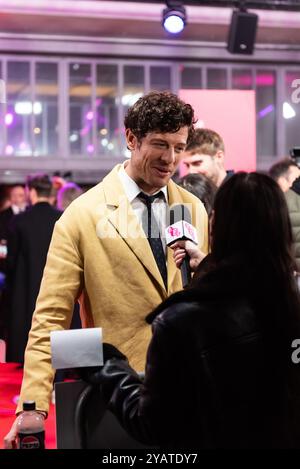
left=6, top=174, right=62, bottom=363
left=269, top=159, right=300, bottom=272
left=84, top=172, right=300, bottom=449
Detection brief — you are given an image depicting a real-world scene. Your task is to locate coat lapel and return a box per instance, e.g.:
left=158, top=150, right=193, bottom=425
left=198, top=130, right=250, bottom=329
left=102, top=166, right=166, bottom=291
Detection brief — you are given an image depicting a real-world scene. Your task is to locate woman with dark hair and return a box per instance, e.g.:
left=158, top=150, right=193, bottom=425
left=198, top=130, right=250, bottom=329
left=86, top=172, right=300, bottom=448
left=177, top=173, right=217, bottom=217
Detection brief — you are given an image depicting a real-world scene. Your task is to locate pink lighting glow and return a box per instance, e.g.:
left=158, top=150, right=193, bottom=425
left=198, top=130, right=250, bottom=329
left=5, top=145, right=14, bottom=155
left=86, top=111, right=94, bottom=121
left=80, top=126, right=90, bottom=137
left=256, top=74, right=275, bottom=86
left=5, top=113, right=14, bottom=126
left=19, top=141, right=28, bottom=151
left=233, top=74, right=275, bottom=88
left=87, top=144, right=94, bottom=153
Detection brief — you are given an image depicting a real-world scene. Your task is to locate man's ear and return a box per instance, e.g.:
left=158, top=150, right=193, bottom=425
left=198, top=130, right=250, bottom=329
left=126, top=129, right=138, bottom=151
left=215, top=150, right=225, bottom=164
left=277, top=176, right=288, bottom=192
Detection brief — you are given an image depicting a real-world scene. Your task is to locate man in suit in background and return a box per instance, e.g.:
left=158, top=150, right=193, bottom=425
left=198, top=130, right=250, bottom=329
left=6, top=174, right=62, bottom=363
left=0, top=185, right=27, bottom=340
left=4, top=91, right=208, bottom=448
left=0, top=185, right=26, bottom=264
left=182, top=128, right=232, bottom=187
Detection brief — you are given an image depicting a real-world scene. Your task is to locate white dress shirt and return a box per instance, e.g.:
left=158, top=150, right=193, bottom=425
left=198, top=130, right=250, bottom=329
left=118, top=162, right=168, bottom=255
left=11, top=204, right=25, bottom=215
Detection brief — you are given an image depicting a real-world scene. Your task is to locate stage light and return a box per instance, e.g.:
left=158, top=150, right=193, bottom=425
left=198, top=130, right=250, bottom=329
left=283, top=102, right=296, bottom=119
left=162, top=1, right=186, bottom=35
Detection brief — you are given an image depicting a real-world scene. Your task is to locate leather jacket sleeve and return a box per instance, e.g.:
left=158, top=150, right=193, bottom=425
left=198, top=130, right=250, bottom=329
left=99, top=305, right=189, bottom=446
left=99, top=358, right=156, bottom=444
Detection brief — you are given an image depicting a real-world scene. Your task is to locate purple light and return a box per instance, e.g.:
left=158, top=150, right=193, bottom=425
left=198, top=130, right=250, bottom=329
left=87, top=144, right=94, bottom=154
left=86, top=111, right=93, bottom=121
left=257, top=104, right=274, bottom=119
left=5, top=113, right=14, bottom=126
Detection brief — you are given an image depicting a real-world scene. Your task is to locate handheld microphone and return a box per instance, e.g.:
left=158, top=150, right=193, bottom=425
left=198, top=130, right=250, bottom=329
left=165, top=204, right=198, bottom=288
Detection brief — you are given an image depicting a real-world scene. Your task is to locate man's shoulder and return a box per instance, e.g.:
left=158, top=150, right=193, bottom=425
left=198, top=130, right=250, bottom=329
left=285, top=188, right=300, bottom=204
left=0, top=207, right=13, bottom=220
left=285, top=189, right=300, bottom=213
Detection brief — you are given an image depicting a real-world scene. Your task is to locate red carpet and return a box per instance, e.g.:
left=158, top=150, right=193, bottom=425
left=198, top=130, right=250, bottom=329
left=0, top=363, right=56, bottom=449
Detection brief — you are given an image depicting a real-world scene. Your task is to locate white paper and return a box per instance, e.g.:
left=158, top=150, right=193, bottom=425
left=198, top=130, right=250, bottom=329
left=50, top=327, right=103, bottom=370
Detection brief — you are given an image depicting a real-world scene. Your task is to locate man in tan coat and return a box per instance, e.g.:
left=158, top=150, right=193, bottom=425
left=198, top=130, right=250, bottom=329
left=4, top=91, right=208, bottom=448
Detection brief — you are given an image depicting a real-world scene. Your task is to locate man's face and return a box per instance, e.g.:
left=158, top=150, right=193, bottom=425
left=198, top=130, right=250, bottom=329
left=126, top=127, right=189, bottom=194
left=10, top=186, right=26, bottom=208
left=287, top=166, right=300, bottom=188
left=183, top=150, right=220, bottom=185
left=279, top=165, right=300, bottom=192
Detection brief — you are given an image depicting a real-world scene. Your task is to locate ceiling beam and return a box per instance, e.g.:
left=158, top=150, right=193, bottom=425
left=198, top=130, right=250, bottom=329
left=108, top=0, right=300, bottom=11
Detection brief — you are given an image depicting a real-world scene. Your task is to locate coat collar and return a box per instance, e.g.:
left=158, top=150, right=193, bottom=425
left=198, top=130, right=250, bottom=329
left=101, top=165, right=184, bottom=293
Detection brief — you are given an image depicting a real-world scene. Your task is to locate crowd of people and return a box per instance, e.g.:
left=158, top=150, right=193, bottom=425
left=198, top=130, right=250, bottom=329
left=1, top=90, right=300, bottom=449
left=0, top=176, right=83, bottom=361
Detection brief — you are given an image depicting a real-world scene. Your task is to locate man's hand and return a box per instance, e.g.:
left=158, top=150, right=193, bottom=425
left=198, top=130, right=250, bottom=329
left=4, top=417, right=19, bottom=449
left=171, top=240, right=206, bottom=271
left=4, top=412, right=46, bottom=449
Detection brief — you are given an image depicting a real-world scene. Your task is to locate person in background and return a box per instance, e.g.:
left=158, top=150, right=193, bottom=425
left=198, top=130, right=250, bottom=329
left=269, top=158, right=300, bottom=272
left=177, top=173, right=217, bottom=217
left=56, top=182, right=83, bottom=211
left=5, top=174, right=62, bottom=364
left=0, top=185, right=12, bottom=213
left=84, top=172, right=300, bottom=448
left=4, top=91, right=208, bottom=448
left=0, top=185, right=27, bottom=338
left=0, top=185, right=26, bottom=245
left=269, top=158, right=300, bottom=193
left=49, top=175, right=67, bottom=207
left=182, top=128, right=232, bottom=187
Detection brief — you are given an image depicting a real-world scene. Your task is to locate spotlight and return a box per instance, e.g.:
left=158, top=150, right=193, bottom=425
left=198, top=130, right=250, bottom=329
left=162, top=1, right=186, bottom=35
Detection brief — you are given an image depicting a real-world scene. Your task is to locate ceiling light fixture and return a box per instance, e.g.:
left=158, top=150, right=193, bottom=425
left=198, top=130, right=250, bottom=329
left=162, top=0, right=187, bottom=34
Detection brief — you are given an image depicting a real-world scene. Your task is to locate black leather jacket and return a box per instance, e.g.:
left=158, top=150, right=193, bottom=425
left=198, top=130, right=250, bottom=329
left=98, top=264, right=300, bottom=448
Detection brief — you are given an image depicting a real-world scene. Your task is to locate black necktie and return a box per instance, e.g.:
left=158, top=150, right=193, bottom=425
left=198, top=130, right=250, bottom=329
left=138, top=191, right=168, bottom=289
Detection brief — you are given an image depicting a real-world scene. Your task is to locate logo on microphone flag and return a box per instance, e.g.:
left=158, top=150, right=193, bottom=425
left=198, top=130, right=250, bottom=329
left=165, top=220, right=198, bottom=246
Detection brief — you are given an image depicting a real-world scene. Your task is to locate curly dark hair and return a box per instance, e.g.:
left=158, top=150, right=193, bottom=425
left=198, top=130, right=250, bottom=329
left=124, top=91, right=196, bottom=144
